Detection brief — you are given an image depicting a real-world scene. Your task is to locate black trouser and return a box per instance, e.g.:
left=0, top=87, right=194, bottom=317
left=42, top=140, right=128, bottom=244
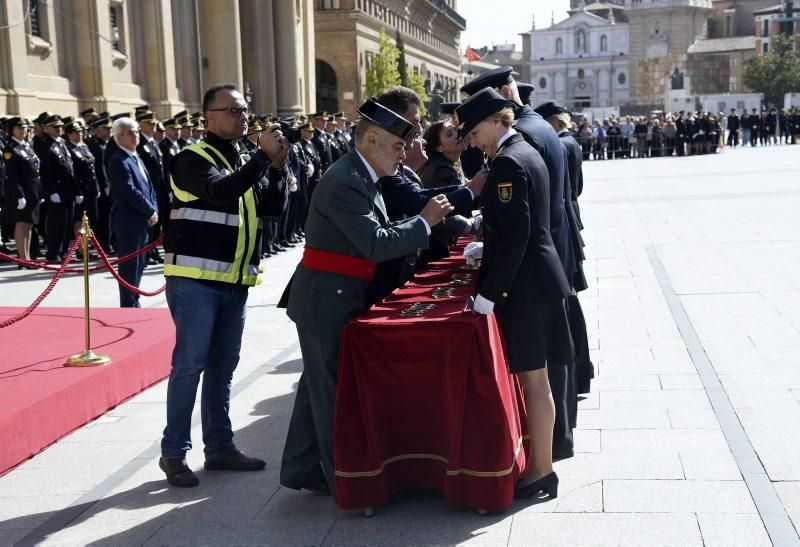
left=665, top=137, right=676, bottom=156
left=727, top=129, right=739, bottom=147
left=675, top=136, right=685, bottom=156
left=96, top=193, right=113, bottom=251
left=751, top=129, right=758, bottom=146
left=46, top=200, right=74, bottom=260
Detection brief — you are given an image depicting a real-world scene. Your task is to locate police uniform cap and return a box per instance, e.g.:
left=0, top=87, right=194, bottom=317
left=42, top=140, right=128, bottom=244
left=35, top=111, right=54, bottom=124
left=65, top=119, right=86, bottom=133
left=155, top=121, right=165, bottom=132
left=43, top=114, right=65, bottom=127
left=298, top=121, right=313, bottom=131
left=357, top=97, right=414, bottom=140
left=310, top=111, right=327, bottom=119
left=79, top=107, right=97, bottom=117
left=333, top=111, right=344, bottom=118
left=325, top=114, right=335, bottom=123
left=89, top=116, right=113, bottom=129
left=440, top=101, right=461, bottom=115
left=111, top=112, right=131, bottom=121
left=534, top=99, right=570, bottom=119
left=177, top=116, right=193, bottom=128
left=134, top=104, right=150, bottom=113
left=173, top=110, right=188, bottom=119
left=460, top=66, right=514, bottom=97
left=248, top=118, right=263, bottom=132
left=161, top=118, right=180, bottom=129
left=453, top=87, right=514, bottom=141
left=5, top=116, right=26, bottom=133
left=136, top=110, right=158, bottom=123
left=517, top=82, right=535, bottom=105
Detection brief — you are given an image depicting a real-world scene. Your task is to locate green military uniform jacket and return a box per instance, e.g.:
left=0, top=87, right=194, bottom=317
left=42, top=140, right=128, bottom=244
left=286, top=149, right=429, bottom=337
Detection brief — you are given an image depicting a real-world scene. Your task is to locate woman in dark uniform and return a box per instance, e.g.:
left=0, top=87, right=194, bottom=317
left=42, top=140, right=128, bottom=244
left=455, top=89, right=573, bottom=501
left=65, top=118, right=100, bottom=240
left=4, top=117, right=42, bottom=262
left=419, top=119, right=467, bottom=189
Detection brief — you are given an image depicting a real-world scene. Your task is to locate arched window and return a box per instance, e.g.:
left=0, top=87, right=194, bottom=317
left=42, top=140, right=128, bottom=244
left=539, top=77, right=547, bottom=89
left=556, top=37, right=563, bottom=55
left=576, top=29, right=587, bottom=53
left=600, top=34, right=608, bottom=52
left=577, top=68, right=585, bottom=80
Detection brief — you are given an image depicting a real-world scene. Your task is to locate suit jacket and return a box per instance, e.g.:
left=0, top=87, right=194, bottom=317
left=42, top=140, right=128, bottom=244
left=558, top=131, right=584, bottom=229
left=286, top=149, right=429, bottom=337
left=107, top=148, right=157, bottom=236
left=420, top=152, right=462, bottom=189
left=514, top=104, right=576, bottom=282
left=40, top=135, right=80, bottom=200
left=380, top=165, right=473, bottom=221
left=137, top=136, right=169, bottom=211
left=477, top=133, right=571, bottom=308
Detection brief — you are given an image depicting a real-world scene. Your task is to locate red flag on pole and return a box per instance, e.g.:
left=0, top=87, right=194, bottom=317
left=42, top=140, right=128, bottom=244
left=465, top=46, right=481, bottom=62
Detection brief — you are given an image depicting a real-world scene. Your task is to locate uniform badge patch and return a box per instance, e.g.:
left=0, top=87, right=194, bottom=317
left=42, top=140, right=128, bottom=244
left=3, top=152, right=11, bottom=160
left=497, top=182, right=512, bottom=203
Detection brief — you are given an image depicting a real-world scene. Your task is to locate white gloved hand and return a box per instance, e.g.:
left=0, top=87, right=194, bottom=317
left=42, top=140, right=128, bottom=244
left=463, top=241, right=483, bottom=267
left=473, top=293, right=495, bottom=315
left=75, top=195, right=84, bottom=205
left=288, top=180, right=298, bottom=193
left=50, top=193, right=61, bottom=204
left=305, top=163, right=314, bottom=177
left=17, top=197, right=27, bottom=210
left=472, top=213, right=483, bottom=232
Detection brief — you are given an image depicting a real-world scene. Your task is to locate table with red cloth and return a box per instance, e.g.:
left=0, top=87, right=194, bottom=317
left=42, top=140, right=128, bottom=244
left=333, top=239, right=529, bottom=512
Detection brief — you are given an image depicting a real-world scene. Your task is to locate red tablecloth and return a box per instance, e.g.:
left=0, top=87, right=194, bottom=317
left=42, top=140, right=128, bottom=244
left=334, top=241, right=529, bottom=512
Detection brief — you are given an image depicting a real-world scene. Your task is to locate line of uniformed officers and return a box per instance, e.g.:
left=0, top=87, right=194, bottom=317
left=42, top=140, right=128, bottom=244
left=0, top=107, right=355, bottom=270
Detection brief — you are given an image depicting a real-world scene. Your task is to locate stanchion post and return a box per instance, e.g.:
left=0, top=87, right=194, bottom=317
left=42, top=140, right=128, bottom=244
left=66, top=213, right=111, bottom=367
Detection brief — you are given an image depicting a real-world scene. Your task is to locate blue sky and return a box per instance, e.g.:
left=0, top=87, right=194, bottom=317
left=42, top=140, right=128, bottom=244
left=458, top=0, right=571, bottom=52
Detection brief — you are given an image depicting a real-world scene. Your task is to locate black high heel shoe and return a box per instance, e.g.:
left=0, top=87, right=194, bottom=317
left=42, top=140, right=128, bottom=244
left=514, top=471, right=559, bottom=500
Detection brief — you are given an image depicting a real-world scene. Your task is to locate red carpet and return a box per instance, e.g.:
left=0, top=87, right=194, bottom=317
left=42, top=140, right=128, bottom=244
left=0, top=307, right=175, bottom=475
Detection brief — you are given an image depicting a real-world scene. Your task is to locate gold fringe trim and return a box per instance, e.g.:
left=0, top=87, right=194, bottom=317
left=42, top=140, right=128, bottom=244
left=335, top=436, right=524, bottom=479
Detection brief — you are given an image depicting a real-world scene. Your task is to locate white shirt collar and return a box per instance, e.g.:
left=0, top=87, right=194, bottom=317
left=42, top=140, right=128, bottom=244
left=12, top=137, right=26, bottom=146
left=121, top=145, right=137, bottom=156
left=557, top=128, right=569, bottom=136
left=355, top=148, right=379, bottom=185
left=494, top=128, right=516, bottom=157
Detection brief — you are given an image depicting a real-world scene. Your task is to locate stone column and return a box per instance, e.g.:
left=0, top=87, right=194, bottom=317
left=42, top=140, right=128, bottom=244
left=273, top=0, right=303, bottom=116
left=239, top=0, right=277, bottom=115
left=70, top=0, right=116, bottom=112
left=0, top=1, right=37, bottom=113
left=301, top=0, right=316, bottom=114
left=198, top=0, right=243, bottom=90
left=140, top=0, right=182, bottom=117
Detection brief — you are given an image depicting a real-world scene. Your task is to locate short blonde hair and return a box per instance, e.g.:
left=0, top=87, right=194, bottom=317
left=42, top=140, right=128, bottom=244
left=488, top=107, right=515, bottom=128
left=556, top=112, right=572, bottom=130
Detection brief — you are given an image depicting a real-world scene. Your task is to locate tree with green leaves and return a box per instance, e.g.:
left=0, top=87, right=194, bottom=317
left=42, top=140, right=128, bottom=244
left=365, top=28, right=400, bottom=99
left=396, top=29, right=408, bottom=87
left=743, top=34, right=800, bottom=107
left=407, top=72, right=430, bottom=118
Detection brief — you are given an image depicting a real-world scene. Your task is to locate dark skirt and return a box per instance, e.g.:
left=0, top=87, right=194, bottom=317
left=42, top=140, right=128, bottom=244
left=495, top=298, right=574, bottom=373
left=12, top=186, right=42, bottom=224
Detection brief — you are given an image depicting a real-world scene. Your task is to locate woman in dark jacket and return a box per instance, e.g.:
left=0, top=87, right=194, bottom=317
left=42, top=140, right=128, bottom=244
left=4, top=116, right=42, bottom=263
left=420, top=119, right=487, bottom=192
left=455, top=88, right=573, bottom=502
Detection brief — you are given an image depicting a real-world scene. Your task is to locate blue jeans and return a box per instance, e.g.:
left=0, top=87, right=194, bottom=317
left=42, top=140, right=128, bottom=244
left=161, top=276, right=249, bottom=460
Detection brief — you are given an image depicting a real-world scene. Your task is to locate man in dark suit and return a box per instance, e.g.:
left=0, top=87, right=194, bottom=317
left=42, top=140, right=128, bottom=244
left=159, top=118, right=182, bottom=192
left=280, top=98, right=454, bottom=497
left=107, top=117, right=158, bottom=308
left=137, top=110, right=169, bottom=263
left=726, top=108, right=740, bottom=147
left=310, top=112, right=333, bottom=174
left=87, top=116, right=114, bottom=252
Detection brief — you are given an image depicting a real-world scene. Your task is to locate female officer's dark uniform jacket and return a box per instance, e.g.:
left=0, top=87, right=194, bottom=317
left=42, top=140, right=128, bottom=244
left=4, top=138, right=43, bottom=224
left=477, top=132, right=570, bottom=309
left=420, top=151, right=463, bottom=190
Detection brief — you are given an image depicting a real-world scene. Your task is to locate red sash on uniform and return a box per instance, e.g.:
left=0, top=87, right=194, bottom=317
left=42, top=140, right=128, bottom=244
left=301, top=247, right=376, bottom=279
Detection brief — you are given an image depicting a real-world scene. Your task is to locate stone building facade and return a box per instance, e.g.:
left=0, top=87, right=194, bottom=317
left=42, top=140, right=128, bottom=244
left=313, top=0, right=465, bottom=118
left=521, top=4, right=630, bottom=110
left=0, top=0, right=316, bottom=118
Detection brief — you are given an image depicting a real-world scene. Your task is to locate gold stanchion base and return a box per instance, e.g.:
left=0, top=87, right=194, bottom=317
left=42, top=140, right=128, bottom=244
left=65, top=350, right=112, bottom=367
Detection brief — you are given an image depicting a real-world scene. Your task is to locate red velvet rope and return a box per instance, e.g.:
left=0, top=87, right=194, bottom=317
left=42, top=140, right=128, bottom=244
left=0, top=235, right=164, bottom=273
left=90, top=234, right=166, bottom=297
left=0, top=236, right=83, bottom=328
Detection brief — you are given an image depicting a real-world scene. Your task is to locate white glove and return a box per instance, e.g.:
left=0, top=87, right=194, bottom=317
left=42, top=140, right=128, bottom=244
left=305, top=163, right=314, bottom=177
left=50, top=193, right=61, bottom=204
left=104, top=187, right=110, bottom=197
left=472, top=214, right=483, bottom=232
left=75, top=195, right=84, bottom=205
left=17, top=197, right=27, bottom=210
left=463, top=241, right=483, bottom=267
left=473, top=293, right=495, bottom=315
left=288, top=180, right=298, bottom=193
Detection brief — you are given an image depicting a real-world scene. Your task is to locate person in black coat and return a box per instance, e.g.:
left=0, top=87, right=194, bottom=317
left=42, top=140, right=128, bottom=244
left=456, top=88, right=572, bottom=501
left=40, top=115, right=82, bottom=262
left=87, top=116, right=114, bottom=253
left=461, top=67, right=579, bottom=459
left=310, top=112, right=333, bottom=175
left=65, top=119, right=100, bottom=245
left=137, top=111, right=170, bottom=263
left=4, top=117, right=42, bottom=262
left=726, top=108, right=740, bottom=147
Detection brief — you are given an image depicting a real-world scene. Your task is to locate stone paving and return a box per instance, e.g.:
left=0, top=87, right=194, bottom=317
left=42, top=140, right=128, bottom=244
left=1, top=144, right=799, bottom=545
